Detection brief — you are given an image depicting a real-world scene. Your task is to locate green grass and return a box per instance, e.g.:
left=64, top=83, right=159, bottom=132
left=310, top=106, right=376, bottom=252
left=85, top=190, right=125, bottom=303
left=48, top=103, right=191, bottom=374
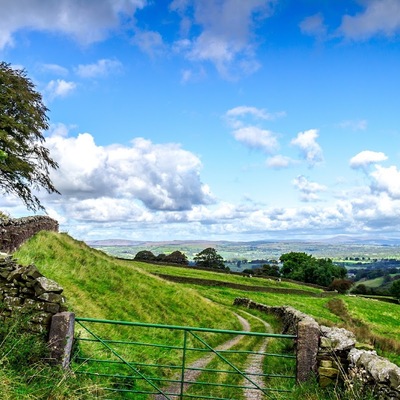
left=14, top=232, right=240, bottom=330
left=136, top=262, right=324, bottom=293
left=10, top=231, right=241, bottom=398
left=356, top=276, right=385, bottom=288
left=1, top=231, right=399, bottom=398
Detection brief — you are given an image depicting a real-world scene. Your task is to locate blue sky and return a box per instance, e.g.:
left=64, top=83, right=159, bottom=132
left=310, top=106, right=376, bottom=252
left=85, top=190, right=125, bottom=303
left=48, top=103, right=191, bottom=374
left=1, top=0, right=400, bottom=242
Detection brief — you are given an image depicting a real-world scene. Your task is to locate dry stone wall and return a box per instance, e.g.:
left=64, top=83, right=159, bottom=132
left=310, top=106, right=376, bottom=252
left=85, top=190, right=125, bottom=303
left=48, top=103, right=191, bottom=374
left=234, top=297, right=400, bottom=399
left=0, top=215, right=59, bottom=253
left=0, top=255, right=67, bottom=335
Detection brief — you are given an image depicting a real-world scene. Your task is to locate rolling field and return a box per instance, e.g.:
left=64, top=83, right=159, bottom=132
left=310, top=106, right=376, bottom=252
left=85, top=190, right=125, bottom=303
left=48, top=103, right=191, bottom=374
left=3, top=231, right=399, bottom=398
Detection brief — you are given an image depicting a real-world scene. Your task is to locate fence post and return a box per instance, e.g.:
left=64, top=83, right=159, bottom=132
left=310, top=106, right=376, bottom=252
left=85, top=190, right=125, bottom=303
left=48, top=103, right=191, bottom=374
left=48, top=312, right=75, bottom=368
left=296, top=317, right=320, bottom=382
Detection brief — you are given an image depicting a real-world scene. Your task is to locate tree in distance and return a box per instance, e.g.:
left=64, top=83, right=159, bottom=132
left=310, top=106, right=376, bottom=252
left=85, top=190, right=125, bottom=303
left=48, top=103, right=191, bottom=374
left=134, top=250, right=157, bottom=261
left=134, top=250, right=189, bottom=265
left=194, top=247, right=226, bottom=270
left=0, top=62, right=59, bottom=211
left=163, top=251, right=188, bottom=265
left=329, top=278, right=353, bottom=294
left=390, top=280, right=400, bottom=300
left=280, top=252, right=347, bottom=287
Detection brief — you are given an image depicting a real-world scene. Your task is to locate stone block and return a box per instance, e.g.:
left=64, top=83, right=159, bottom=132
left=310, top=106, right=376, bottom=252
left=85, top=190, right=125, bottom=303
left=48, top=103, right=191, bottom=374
left=4, top=296, right=22, bottom=308
left=31, top=312, right=53, bottom=325
left=38, top=292, right=65, bottom=304
left=3, top=288, right=19, bottom=296
left=34, top=277, right=63, bottom=295
left=42, top=303, right=61, bottom=314
left=319, top=367, right=339, bottom=378
left=319, top=375, right=336, bottom=388
left=297, top=317, right=320, bottom=382
left=48, top=312, right=75, bottom=368
left=320, top=359, right=334, bottom=368
left=20, top=287, right=35, bottom=295
left=320, top=325, right=356, bottom=351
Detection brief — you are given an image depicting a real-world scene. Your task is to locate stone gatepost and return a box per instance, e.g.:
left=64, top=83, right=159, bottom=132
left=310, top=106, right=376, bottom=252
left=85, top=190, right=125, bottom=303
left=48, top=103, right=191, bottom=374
left=296, top=317, right=320, bottom=382
left=48, top=312, right=75, bottom=368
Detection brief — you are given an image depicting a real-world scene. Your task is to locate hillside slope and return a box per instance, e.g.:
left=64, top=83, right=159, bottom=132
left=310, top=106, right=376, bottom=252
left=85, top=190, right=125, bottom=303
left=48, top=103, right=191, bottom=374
left=14, top=231, right=240, bottom=330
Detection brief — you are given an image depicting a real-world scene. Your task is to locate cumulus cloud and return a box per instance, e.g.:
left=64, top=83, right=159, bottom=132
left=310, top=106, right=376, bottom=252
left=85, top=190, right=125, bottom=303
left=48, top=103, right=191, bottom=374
left=171, top=0, right=275, bottom=77
left=232, top=127, right=278, bottom=154
left=44, top=132, right=214, bottom=215
left=349, top=150, right=388, bottom=169
left=370, top=165, right=400, bottom=198
left=0, top=0, right=146, bottom=49
left=292, top=175, right=326, bottom=202
left=338, top=0, right=400, bottom=40
left=291, top=129, right=323, bottom=167
left=45, top=79, right=76, bottom=100
left=224, top=105, right=281, bottom=154
left=76, top=59, right=122, bottom=78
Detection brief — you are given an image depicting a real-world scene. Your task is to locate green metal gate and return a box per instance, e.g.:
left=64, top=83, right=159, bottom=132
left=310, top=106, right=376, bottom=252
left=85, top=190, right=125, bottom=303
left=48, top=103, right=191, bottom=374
left=73, top=317, right=297, bottom=399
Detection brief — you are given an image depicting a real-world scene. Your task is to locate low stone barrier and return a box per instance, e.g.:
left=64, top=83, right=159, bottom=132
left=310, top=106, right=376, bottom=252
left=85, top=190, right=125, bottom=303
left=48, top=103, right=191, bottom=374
left=234, top=297, right=400, bottom=399
left=0, top=255, right=67, bottom=334
left=0, top=215, right=59, bottom=253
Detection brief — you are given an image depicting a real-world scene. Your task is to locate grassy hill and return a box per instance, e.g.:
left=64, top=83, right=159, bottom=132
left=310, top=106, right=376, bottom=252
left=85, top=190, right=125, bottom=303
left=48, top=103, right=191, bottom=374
left=1, top=231, right=399, bottom=399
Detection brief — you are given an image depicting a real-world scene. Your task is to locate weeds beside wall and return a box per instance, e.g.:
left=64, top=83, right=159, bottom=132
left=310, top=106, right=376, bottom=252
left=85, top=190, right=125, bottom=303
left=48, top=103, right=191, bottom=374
left=0, top=216, right=59, bottom=253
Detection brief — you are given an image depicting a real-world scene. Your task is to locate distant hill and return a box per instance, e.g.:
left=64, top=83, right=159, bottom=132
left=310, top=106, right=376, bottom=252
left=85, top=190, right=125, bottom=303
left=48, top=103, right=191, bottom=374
left=86, top=237, right=400, bottom=262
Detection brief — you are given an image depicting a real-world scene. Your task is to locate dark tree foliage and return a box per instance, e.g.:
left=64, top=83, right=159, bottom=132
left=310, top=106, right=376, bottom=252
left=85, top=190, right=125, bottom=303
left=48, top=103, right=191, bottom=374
left=261, top=264, right=281, bottom=277
left=0, top=62, right=59, bottom=210
left=194, top=247, right=225, bottom=269
left=352, top=283, right=368, bottom=295
left=134, top=250, right=156, bottom=261
left=280, top=252, right=347, bottom=287
left=246, top=264, right=281, bottom=277
left=329, top=279, right=353, bottom=294
left=164, top=251, right=188, bottom=265
left=390, top=280, right=400, bottom=300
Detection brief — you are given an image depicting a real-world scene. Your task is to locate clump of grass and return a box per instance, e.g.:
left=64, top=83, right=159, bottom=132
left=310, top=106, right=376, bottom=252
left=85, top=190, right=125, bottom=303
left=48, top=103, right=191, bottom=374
left=326, top=298, right=400, bottom=365
left=0, top=307, right=106, bottom=399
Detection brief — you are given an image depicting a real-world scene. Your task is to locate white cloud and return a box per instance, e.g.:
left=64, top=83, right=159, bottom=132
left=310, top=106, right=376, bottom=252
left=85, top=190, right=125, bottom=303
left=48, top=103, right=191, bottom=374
left=232, top=127, right=278, bottom=154
left=292, top=175, right=326, bottom=202
left=291, top=129, right=323, bottom=167
left=370, top=165, right=400, bottom=198
left=266, top=155, right=296, bottom=169
left=0, top=0, right=147, bottom=49
left=171, top=0, right=275, bottom=78
left=45, top=79, right=76, bottom=100
left=44, top=133, right=214, bottom=213
left=299, top=13, right=327, bottom=40
left=224, top=105, right=281, bottom=153
left=76, top=59, right=122, bottom=78
left=132, top=30, right=165, bottom=58
left=40, top=63, right=69, bottom=76
left=226, top=106, right=285, bottom=127
left=339, top=0, right=400, bottom=40
left=349, top=150, right=388, bottom=169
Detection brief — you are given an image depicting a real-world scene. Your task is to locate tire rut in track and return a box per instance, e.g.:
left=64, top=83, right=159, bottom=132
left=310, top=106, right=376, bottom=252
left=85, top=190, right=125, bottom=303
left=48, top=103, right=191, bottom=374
left=241, top=311, right=272, bottom=400
left=153, top=313, right=250, bottom=399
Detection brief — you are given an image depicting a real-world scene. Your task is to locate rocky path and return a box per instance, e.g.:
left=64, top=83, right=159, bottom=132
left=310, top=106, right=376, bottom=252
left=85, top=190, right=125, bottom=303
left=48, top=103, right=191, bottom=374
left=153, top=313, right=250, bottom=400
